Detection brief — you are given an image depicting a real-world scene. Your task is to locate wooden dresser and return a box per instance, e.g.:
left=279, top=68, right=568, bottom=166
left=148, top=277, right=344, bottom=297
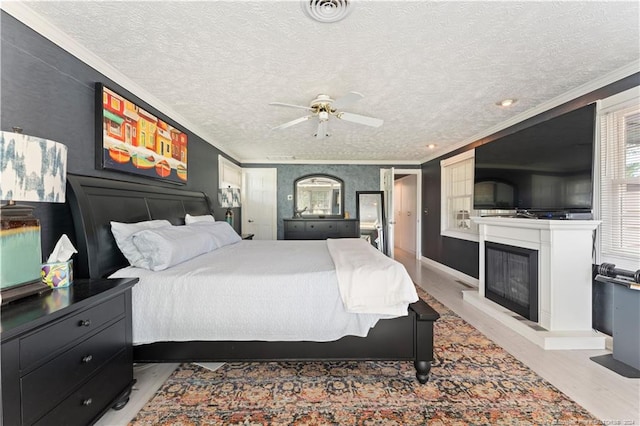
left=283, top=218, right=359, bottom=240
left=1, top=278, right=138, bottom=426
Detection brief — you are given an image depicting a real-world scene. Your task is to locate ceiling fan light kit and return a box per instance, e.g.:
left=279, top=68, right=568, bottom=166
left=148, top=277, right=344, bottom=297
left=270, top=91, right=383, bottom=139
left=302, top=0, right=352, bottom=23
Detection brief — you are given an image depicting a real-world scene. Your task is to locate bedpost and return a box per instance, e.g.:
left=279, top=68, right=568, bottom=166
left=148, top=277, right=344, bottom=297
left=409, top=299, right=440, bottom=383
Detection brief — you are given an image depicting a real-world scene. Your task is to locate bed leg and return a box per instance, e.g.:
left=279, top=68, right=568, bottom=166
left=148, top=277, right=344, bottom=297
left=414, top=360, right=432, bottom=384
left=409, top=300, right=440, bottom=384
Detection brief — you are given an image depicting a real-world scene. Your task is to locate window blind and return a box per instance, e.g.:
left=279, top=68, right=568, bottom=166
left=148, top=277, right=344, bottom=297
left=600, top=103, right=640, bottom=263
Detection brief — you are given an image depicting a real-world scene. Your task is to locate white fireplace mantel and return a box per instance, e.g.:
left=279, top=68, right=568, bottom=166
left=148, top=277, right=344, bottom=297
left=464, top=216, right=605, bottom=350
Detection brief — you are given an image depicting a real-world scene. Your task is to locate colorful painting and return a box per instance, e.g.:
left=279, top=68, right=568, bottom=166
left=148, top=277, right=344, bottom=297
left=96, top=83, right=188, bottom=184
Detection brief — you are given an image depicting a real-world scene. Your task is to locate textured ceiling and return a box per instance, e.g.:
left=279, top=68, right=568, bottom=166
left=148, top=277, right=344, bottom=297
left=16, top=1, right=640, bottom=163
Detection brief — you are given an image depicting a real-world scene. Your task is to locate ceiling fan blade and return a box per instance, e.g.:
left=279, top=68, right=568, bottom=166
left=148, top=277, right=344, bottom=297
left=331, top=91, right=364, bottom=110
left=337, top=111, right=383, bottom=128
left=272, top=115, right=312, bottom=130
left=269, top=102, right=314, bottom=112
left=315, top=120, right=328, bottom=139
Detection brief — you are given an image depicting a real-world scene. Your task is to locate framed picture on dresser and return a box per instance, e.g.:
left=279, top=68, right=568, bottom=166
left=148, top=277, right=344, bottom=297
left=95, top=82, right=188, bottom=184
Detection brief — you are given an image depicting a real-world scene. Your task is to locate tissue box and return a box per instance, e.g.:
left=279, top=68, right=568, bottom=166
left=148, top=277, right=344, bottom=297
left=41, top=260, right=73, bottom=288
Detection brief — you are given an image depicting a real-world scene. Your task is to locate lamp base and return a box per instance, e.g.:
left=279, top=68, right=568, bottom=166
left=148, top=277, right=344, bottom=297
left=1, top=279, right=51, bottom=305
left=1, top=201, right=45, bottom=304
left=225, top=209, right=233, bottom=227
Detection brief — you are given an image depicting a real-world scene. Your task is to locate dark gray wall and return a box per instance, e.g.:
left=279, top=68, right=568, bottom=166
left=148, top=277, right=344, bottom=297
left=0, top=12, right=238, bottom=261
left=245, top=164, right=418, bottom=239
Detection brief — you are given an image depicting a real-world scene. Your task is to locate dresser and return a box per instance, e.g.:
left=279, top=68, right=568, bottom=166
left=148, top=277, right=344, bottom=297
left=283, top=218, right=359, bottom=240
left=1, top=278, right=138, bottom=426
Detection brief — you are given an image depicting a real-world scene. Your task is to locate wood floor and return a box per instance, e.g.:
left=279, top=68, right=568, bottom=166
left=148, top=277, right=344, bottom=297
left=97, top=248, right=639, bottom=425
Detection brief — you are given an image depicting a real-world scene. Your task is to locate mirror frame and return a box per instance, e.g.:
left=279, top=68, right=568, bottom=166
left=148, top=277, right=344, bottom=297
left=293, top=174, right=344, bottom=218
left=356, top=190, right=386, bottom=252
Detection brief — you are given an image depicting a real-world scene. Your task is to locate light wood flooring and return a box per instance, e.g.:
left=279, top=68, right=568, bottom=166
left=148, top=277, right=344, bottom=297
left=97, top=248, right=639, bottom=425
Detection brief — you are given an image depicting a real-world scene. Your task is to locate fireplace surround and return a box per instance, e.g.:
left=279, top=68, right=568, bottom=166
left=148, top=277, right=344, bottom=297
left=465, top=216, right=604, bottom=350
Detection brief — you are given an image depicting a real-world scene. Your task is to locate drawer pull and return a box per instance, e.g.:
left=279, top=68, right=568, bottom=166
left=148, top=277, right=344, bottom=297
left=79, top=319, right=91, bottom=327
left=82, top=355, right=93, bottom=363
left=82, top=398, right=93, bottom=406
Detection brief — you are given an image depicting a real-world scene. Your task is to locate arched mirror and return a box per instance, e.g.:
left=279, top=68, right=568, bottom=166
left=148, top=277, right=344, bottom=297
left=294, top=174, right=344, bottom=218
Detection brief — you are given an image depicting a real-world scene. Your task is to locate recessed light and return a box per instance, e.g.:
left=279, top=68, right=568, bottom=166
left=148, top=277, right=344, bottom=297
left=427, top=144, right=437, bottom=149
left=496, top=99, right=517, bottom=107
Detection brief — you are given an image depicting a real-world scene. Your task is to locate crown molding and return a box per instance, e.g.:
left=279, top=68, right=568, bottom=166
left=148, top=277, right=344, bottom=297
left=241, top=158, right=422, bottom=166
left=418, top=59, right=640, bottom=164
left=1, top=1, right=241, bottom=161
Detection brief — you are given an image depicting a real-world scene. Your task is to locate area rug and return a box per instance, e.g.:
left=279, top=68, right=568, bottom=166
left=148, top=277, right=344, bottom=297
left=129, top=289, right=599, bottom=425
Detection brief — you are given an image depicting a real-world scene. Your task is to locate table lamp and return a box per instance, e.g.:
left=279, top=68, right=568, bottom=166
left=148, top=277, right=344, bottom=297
left=0, top=128, right=68, bottom=304
left=218, top=186, right=241, bottom=227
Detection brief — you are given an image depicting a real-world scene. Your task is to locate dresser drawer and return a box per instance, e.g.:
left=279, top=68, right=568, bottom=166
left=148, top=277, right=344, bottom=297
left=20, top=294, right=125, bottom=371
left=21, top=319, right=127, bottom=425
left=305, top=220, right=335, bottom=234
left=284, top=220, right=305, bottom=232
left=33, top=349, right=131, bottom=426
left=336, top=220, right=358, bottom=237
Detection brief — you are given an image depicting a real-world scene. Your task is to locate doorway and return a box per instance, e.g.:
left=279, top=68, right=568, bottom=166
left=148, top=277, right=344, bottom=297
left=394, top=174, right=418, bottom=256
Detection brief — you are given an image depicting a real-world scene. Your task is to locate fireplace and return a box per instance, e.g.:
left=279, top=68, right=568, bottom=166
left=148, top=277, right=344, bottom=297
left=485, top=241, right=538, bottom=322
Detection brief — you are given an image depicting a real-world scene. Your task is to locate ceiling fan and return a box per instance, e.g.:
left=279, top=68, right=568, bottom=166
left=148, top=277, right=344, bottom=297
left=269, top=92, right=383, bottom=139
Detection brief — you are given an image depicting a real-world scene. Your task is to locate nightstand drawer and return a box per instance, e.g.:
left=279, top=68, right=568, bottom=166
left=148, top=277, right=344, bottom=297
left=21, top=319, right=127, bottom=425
left=20, top=293, right=125, bottom=371
left=32, top=349, right=131, bottom=426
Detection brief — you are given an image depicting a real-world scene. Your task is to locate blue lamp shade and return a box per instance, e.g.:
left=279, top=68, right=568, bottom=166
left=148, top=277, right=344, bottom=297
left=0, top=130, right=68, bottom=203
left=1, top=130, right=68, bottom=302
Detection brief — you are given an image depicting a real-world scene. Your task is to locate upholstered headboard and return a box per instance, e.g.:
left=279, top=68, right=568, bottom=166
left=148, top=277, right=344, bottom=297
left=67, top=174, right=213, bottom=279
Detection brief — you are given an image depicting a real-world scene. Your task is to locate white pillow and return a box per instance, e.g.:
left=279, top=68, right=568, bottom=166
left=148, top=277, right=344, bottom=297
left=110, top=220, right=172, bottom=266
left=131, top=225, right=217, bottom=271
left=185, top=213, right=215, bottom=224
left=188, top=221, right=242, bottom=247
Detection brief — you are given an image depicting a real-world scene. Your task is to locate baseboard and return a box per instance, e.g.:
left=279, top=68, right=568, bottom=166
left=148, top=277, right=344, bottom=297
left=419, top=256, right=479, bottom=288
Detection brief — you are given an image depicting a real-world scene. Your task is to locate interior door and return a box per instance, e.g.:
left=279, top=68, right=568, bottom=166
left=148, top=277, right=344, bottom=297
left=242, top=168, right=277, bottom=240
left=380, top=167, right=395, bottom=258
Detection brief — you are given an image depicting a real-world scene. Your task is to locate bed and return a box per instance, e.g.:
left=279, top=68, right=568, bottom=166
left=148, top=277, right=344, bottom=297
left=66, top=174, right=440, bottom=383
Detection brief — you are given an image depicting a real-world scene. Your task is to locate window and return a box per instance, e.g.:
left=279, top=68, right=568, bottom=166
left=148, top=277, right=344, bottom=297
left=598, top=87, right=640, bottom=269
left=218, top=155, right=242, bottom=189
left=441, top=150, right=478, bottom=241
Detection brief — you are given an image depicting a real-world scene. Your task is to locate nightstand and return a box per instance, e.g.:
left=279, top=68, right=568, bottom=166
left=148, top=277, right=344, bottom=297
left=1, top=277, right=138, bottom=426
left=242, top=233, right=255, bottom=240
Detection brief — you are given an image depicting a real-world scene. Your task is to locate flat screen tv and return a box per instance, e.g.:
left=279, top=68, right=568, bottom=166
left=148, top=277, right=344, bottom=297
left=473, top=103, right=596, bottom=215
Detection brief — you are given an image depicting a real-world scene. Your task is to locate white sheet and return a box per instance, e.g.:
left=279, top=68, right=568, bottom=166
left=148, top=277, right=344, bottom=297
left=110, top=240, right=397, bottom=344
left=327, top=238, right=418, bottom=315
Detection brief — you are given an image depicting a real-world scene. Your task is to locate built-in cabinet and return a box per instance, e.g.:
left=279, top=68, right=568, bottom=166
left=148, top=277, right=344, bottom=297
left=283, top=219, right=359, bottom=240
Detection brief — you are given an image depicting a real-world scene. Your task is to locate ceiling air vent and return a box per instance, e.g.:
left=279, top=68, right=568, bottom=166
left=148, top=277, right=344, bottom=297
left=302, top=0, right=352, bottom=23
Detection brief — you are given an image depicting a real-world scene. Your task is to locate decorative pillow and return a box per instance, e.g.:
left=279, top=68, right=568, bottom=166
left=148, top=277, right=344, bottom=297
left=188, top=221, right=242, bottom=247
left=110, top=220, right=172, bottom=266
left=185, top=213, right=215, bottom=224
left=131, top=225, right=217, bottom=271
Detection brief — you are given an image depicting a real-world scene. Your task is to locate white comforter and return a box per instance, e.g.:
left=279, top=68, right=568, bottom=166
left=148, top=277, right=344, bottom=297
left=110, top=239, right=416, bottom=344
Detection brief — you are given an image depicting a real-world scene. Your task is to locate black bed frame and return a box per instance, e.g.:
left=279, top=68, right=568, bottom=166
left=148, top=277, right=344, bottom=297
left=66, top=174, right=440, bottom=383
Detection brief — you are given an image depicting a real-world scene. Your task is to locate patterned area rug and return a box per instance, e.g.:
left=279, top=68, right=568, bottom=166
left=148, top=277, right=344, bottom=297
left=129, top=290, right=599, bottom=425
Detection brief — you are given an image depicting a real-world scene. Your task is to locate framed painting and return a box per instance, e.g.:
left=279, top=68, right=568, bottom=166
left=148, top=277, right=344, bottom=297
left=95, top=83, right=188, bottom=184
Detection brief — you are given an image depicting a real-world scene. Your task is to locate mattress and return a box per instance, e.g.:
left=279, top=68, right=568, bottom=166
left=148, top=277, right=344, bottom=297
left=110, top=239, right=407, bottom=344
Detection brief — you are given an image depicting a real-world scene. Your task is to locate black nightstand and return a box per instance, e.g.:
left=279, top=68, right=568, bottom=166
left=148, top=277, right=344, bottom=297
left=1, top=277, right=138, bottom=426
left=242, top=233, right=255, bottom=240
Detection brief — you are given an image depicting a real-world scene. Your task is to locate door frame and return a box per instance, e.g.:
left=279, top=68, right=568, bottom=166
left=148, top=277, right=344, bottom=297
left=381, top=168, right=422, bottom=259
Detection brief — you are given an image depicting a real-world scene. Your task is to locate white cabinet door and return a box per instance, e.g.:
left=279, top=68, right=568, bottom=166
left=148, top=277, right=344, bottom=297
left=242, top=168, right=277, bottom=240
